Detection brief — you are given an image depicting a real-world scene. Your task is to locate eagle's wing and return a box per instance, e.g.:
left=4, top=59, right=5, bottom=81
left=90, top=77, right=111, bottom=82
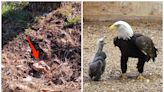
left=132, top=33, right=157, bottom=61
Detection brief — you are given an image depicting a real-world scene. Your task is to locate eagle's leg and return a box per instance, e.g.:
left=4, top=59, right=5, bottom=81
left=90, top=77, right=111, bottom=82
left=137, top=57, right=146, bottom=80
left=120, top=56, right=128, bottom=80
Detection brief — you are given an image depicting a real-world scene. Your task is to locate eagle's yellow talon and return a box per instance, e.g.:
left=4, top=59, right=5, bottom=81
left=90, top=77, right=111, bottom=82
left=137, top=74, right=145, bottom=81
left=120, top=74, right=127, bottom=80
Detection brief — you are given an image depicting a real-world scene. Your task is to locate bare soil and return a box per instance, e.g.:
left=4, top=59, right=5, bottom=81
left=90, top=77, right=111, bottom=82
left=83, top=21, right=162, bottom=92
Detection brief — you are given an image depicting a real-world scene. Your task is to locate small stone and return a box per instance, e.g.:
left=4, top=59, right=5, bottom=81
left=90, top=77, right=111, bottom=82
left=111, top=88, right=115, bottom=91
left=131, top=79, right=135, bottom=82
left=6, top=69, right=12, bottom=75
left=16, top=65, right=23, bottom=68
left=23, top=76, right=32, bottom=82
left=146, top=79, right=150, bottom=83
left=1, top=64, right=5, bottom=68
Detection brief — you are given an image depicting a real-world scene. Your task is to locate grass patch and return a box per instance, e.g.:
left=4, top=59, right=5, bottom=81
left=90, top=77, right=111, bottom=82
left=67, top=16, right=80, bottom=25
left=64, top=16, right=80, bottom=27
left=2, top=2, right=32, bottom=27
left=2, top=2, right=28, bottom=15
left=2, top=2, right=33, bottom=46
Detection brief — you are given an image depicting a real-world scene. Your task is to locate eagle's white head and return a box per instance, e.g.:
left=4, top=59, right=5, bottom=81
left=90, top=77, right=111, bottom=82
left=109, top=21, right=134, bottom=40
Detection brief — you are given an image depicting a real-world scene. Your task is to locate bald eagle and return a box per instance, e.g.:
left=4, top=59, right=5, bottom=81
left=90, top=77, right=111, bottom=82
left=109, top=21, right=158, bottom=80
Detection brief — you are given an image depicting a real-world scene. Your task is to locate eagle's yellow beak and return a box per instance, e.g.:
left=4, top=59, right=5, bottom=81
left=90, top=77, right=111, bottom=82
left=109, top=24, right=117, bottom=31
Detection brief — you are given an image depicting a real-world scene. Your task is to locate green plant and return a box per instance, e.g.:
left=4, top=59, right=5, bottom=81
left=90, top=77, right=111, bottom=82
left=65, top=16, right=80, bottom=27
left=2, top=2, right=32, bottom=26
left=2, top=2, right=28, bottom=16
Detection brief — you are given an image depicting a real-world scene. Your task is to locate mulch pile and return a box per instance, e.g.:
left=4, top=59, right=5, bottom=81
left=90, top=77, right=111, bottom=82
left=2, top=2, right=81, bottom=92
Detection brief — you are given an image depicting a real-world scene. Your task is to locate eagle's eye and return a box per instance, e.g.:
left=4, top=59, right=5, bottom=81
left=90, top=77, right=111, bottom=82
left=116, top=24, right=120, bottom=27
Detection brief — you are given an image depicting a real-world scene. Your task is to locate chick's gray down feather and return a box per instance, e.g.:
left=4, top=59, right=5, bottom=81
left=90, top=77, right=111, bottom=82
left=89, top=38, right=106, bottom=81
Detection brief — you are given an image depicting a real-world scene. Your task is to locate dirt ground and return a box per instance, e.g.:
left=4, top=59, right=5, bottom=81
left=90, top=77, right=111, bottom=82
left=83, top=21, right=162, bottom=92
left=2, top=2, right=81, bottom=92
